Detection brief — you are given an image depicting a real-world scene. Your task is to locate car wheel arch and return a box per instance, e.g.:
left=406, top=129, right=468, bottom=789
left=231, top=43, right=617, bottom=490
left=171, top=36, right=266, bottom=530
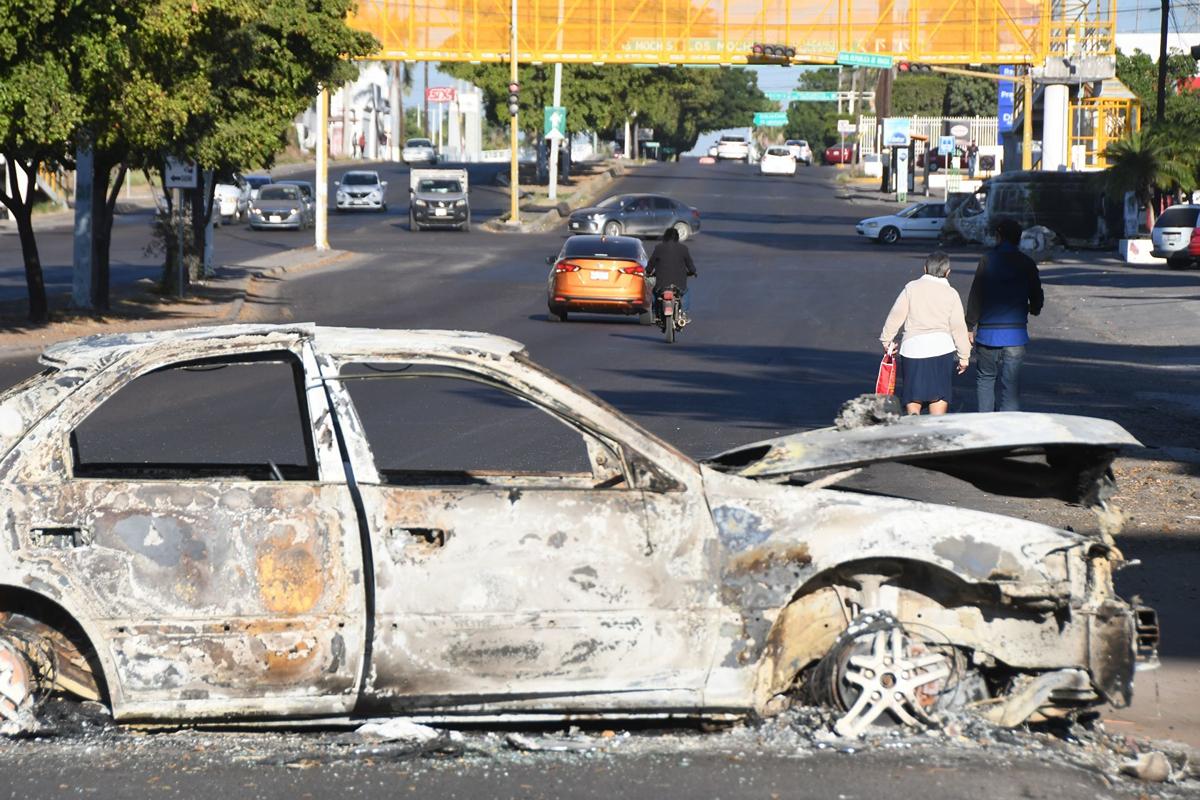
left=0, top=584, right=113, bottom=712
left=748, top=557, right=1004, bottom=712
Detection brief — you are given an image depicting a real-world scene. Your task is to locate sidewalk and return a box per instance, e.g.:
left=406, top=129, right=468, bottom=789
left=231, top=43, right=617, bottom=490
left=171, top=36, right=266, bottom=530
left=484, top=159, right=635, bottom=233
left=0, top=247, right=356, bottom=356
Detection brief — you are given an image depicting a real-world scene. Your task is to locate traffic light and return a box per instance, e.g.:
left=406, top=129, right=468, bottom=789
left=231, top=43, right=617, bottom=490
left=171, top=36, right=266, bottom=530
left=896, top=62, right=933, bottom=73
left=750, top=43, right=796, bottom=63
left=507, top=82, right=520, bottom=116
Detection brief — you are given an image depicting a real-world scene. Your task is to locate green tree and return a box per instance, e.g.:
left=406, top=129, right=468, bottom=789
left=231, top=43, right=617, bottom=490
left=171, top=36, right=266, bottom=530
left=1103, top=126, right=1199, bottom=226
left=943, top=72, right=998, bottom=116
left=439, top=63, right=768, bottom=155
left=0, top=1, right=90, bottom=321
left=892, top=74, right=946, bottom=115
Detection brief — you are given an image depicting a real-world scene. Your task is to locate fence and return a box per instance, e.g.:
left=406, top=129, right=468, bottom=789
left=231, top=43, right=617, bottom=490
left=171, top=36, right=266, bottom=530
left=858, top=116, right=999, bottom=157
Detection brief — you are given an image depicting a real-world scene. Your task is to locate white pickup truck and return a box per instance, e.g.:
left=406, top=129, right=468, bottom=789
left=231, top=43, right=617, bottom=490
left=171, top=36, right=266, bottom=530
left=409, top=168, right=470, bottom=232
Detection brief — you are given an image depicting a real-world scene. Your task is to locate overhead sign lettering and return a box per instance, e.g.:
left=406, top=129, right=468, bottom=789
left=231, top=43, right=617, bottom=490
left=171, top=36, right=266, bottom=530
left=836, top=51, right=894, bottom=69
left=765, top=90, right=839, bottom=102
left=753, top=111, right=789, bottom=126
left=425, top=86, right=457, bottom=103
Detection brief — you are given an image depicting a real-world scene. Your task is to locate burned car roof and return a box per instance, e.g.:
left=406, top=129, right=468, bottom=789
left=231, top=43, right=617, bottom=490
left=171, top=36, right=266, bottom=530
left=39, top=324, right=528, bottom=371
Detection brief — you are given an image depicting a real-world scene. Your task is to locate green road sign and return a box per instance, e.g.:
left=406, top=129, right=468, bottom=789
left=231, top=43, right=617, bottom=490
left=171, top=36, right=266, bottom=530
left=765, top=90, right=838, bottom=102
left=836, top=51, right=894, bottom=69
left=753, top=111, right=789, bottom=126
left=543, top=106, right=567, bottom=138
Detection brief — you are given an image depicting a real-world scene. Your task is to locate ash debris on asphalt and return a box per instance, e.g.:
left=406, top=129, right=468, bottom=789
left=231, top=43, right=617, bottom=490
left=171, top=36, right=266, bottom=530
left=3, top=699, right=1197, bottom=798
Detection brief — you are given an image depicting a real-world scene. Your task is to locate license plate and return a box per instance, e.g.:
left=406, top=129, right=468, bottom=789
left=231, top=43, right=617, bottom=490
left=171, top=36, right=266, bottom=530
left=270, top=216, right=281, bottom=223
left=571, top=222, right=580, bottom=228
left=434, top=208, right=447, bottom=217
left=590, top=270, right=608, bottom=280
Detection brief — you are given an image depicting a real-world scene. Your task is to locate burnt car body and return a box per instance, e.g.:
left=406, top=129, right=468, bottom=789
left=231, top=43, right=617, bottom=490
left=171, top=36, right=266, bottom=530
left=0, top=325, right=1155, bottom=736
left=941, top=171, right=1124, bottom=249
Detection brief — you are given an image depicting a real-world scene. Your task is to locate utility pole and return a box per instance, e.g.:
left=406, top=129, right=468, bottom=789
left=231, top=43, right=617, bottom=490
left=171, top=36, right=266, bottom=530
left=1156, top=0, right=1170, bottom=122
left=508, top=0, right=520, bottom=224
left=424, top=63, right=431, bottom=136
left=547, top=0, right=565, bottom=200
left=316, top=87, right=329, bottom=251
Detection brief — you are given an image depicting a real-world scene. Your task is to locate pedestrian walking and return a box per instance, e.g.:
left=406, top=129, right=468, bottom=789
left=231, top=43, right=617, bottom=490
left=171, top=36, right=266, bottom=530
left=879, top=251, right=971, bottom=416
left=966, top=219, right=1044, bottom=412
left=359, top=132, right=367, bottom=159
left=966, top=140, right=979, bottom=178
left=351, top=133, right=360, bottom=159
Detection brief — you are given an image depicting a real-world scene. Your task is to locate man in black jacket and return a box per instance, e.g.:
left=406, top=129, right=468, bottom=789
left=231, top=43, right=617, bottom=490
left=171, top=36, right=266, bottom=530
left=646, top=227, right=697, bottom=322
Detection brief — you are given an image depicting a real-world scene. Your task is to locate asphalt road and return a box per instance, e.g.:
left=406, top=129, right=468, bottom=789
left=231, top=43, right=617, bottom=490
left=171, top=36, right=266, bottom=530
left=0, top=160, right=510, bottom=304
left=0, top=159, right=1196, bottom=798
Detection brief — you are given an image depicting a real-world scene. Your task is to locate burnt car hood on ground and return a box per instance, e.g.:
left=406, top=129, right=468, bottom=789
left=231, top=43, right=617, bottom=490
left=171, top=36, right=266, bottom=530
left=704, top=411, right=1139, bottom=507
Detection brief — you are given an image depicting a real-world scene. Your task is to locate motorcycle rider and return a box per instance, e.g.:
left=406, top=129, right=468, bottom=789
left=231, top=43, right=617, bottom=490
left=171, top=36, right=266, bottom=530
left=646, top=227, right=697, bottom=324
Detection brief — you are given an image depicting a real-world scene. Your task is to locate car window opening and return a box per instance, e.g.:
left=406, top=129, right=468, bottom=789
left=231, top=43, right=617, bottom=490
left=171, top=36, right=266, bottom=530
left=337, top=363, right=626, bottom=490
left=417, top=180, right=461, bottom=193
left=70, top=352, right=317, bottom=482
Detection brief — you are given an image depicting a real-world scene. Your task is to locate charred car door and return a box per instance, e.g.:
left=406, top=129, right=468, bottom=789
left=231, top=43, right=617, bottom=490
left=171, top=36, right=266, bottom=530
left=327, top=359, right=708, bottom=713
left=12, top=339, right=365, bottom=720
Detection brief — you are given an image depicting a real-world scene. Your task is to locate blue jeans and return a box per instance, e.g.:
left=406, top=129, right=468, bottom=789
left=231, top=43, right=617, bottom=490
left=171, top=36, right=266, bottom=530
left=975, top=344, right=1025, bottom=412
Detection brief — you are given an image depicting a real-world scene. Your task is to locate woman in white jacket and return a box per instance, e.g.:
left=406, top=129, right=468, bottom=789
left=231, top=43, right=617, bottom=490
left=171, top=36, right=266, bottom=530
left=879, top=251, right=971, bottom=415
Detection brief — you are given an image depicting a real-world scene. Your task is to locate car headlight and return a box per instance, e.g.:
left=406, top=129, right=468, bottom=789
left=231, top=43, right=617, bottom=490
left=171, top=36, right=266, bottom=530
left=336, top=192, right=347, bottom=200
left=414, top=199, right=426, bottom=207
left=455, top=198, right=466, bottom=207
left=864, top=221, right=879, bottom=228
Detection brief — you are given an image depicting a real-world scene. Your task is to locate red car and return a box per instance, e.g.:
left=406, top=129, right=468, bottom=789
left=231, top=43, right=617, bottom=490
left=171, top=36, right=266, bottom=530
left=823, top=145, right=853, bottom=164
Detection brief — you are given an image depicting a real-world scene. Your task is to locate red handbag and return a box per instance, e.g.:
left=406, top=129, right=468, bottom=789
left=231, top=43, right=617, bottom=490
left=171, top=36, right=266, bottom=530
left=875, top=354, right=897, bottom=396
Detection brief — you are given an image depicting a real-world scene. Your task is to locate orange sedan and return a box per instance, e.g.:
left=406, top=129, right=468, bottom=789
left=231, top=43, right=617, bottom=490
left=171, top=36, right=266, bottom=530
left=546, top=235, right=652, bottom=323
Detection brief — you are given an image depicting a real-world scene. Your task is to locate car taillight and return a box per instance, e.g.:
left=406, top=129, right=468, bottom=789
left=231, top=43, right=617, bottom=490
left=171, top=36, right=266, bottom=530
left=691, top=208, right=700, bottom=219
left=554, top=262, right=583, bottom=273
left=1190, top=228, right=1200, bottom=255
left=620, top=265, right=644, bottom=275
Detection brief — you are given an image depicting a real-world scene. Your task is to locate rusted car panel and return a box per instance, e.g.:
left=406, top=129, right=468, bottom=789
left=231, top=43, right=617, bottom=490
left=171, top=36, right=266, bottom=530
left=0, top=324, right=1153, bottom=733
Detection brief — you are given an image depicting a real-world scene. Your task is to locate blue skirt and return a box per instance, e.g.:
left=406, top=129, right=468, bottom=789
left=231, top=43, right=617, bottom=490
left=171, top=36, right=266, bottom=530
left=899, top=352, right=956, bottom=404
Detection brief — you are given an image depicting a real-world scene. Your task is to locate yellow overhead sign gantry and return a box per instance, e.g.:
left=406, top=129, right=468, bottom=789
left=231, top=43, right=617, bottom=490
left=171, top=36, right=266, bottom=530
left=348, top=0, right=1114, bottom=66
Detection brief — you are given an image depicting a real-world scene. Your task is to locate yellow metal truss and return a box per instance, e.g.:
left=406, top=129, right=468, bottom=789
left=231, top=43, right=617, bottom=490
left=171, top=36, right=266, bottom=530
left=1068, top=95, right=1140, bottom=170
left=348, top=0, right=1114, bottom=65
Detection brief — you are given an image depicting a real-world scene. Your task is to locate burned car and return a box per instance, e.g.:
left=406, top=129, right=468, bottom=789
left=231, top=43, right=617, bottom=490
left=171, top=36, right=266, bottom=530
left=0, top=325, right=1156, bottom=737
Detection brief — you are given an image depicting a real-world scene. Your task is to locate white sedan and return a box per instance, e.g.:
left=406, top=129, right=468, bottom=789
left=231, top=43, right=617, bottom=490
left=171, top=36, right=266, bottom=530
left=759, top=146, right=797, bottom=176
left=401, top=138, right=437, bottom=165
left=856, top=201, right=948, bottom=244
left=785, top=139, right=813, bottom=165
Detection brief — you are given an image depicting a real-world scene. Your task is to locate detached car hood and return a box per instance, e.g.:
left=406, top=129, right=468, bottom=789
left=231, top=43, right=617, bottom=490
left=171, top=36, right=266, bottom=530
left=705, top=412, right=1139, bottom=506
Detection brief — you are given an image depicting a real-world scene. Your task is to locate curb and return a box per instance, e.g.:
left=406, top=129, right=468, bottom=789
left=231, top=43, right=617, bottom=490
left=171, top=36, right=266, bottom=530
left=0, top=247, right=353, bottom=359
left=483, top=161, right=631, bottom=234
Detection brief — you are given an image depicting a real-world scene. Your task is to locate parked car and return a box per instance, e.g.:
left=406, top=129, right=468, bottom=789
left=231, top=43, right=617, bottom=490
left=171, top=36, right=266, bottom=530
left=716, top=135, right=751, bottom=162
left=243, top=174, right=272, bottom=201
left=568, top=194, right=700, bottom=240
left=759, top=146, right=797, bottom=176
left=0, top=323, right=1154, bottom=736
left=1150, top=204, right=1200, bottom=269
left=856, top=202, right=948, bottom=244
left=213, top=176, right=249, bottom=224
left=824, top=145, right=853, bottom=164
left=784, top=139, right=812, bottom=165
left=545, top=235, right=650, bottom=323
left=402, top=138, right=437, bottom=165
left=247, top=184, right=314, bottom=230
left=335, top=171, right=388, bottom=212
left=409, top=169, right=470, bottom=232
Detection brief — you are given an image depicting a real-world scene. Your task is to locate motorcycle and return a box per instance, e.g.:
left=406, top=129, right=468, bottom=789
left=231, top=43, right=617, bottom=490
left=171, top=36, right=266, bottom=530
left=656, top=285, right=684, bottom=344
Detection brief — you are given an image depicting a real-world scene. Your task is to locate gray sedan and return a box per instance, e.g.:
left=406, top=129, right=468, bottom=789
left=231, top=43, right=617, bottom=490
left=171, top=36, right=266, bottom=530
left=569, top=194, right=700, bottom=240
left=247, top=184, right=314, bottom=231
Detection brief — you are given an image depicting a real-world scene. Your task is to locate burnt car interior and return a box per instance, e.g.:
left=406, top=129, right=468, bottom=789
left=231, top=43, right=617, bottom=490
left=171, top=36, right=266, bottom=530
left=336, top=363, right=628, bottom=489
left=70, top=352, right=318, bottom=482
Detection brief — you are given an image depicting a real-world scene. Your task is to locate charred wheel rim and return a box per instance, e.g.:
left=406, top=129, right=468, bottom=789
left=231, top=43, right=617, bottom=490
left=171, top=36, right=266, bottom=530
left=0, top=637, right=35, bottom=732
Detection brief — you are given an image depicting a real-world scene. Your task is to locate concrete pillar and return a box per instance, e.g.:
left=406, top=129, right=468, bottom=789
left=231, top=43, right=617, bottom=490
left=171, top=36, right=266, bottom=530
left=1041, top=83, right=1070, bottom=171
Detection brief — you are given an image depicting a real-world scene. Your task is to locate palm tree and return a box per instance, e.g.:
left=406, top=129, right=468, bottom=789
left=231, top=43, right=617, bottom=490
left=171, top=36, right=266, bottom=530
left=1104, top=124, right=1199, bottom=229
